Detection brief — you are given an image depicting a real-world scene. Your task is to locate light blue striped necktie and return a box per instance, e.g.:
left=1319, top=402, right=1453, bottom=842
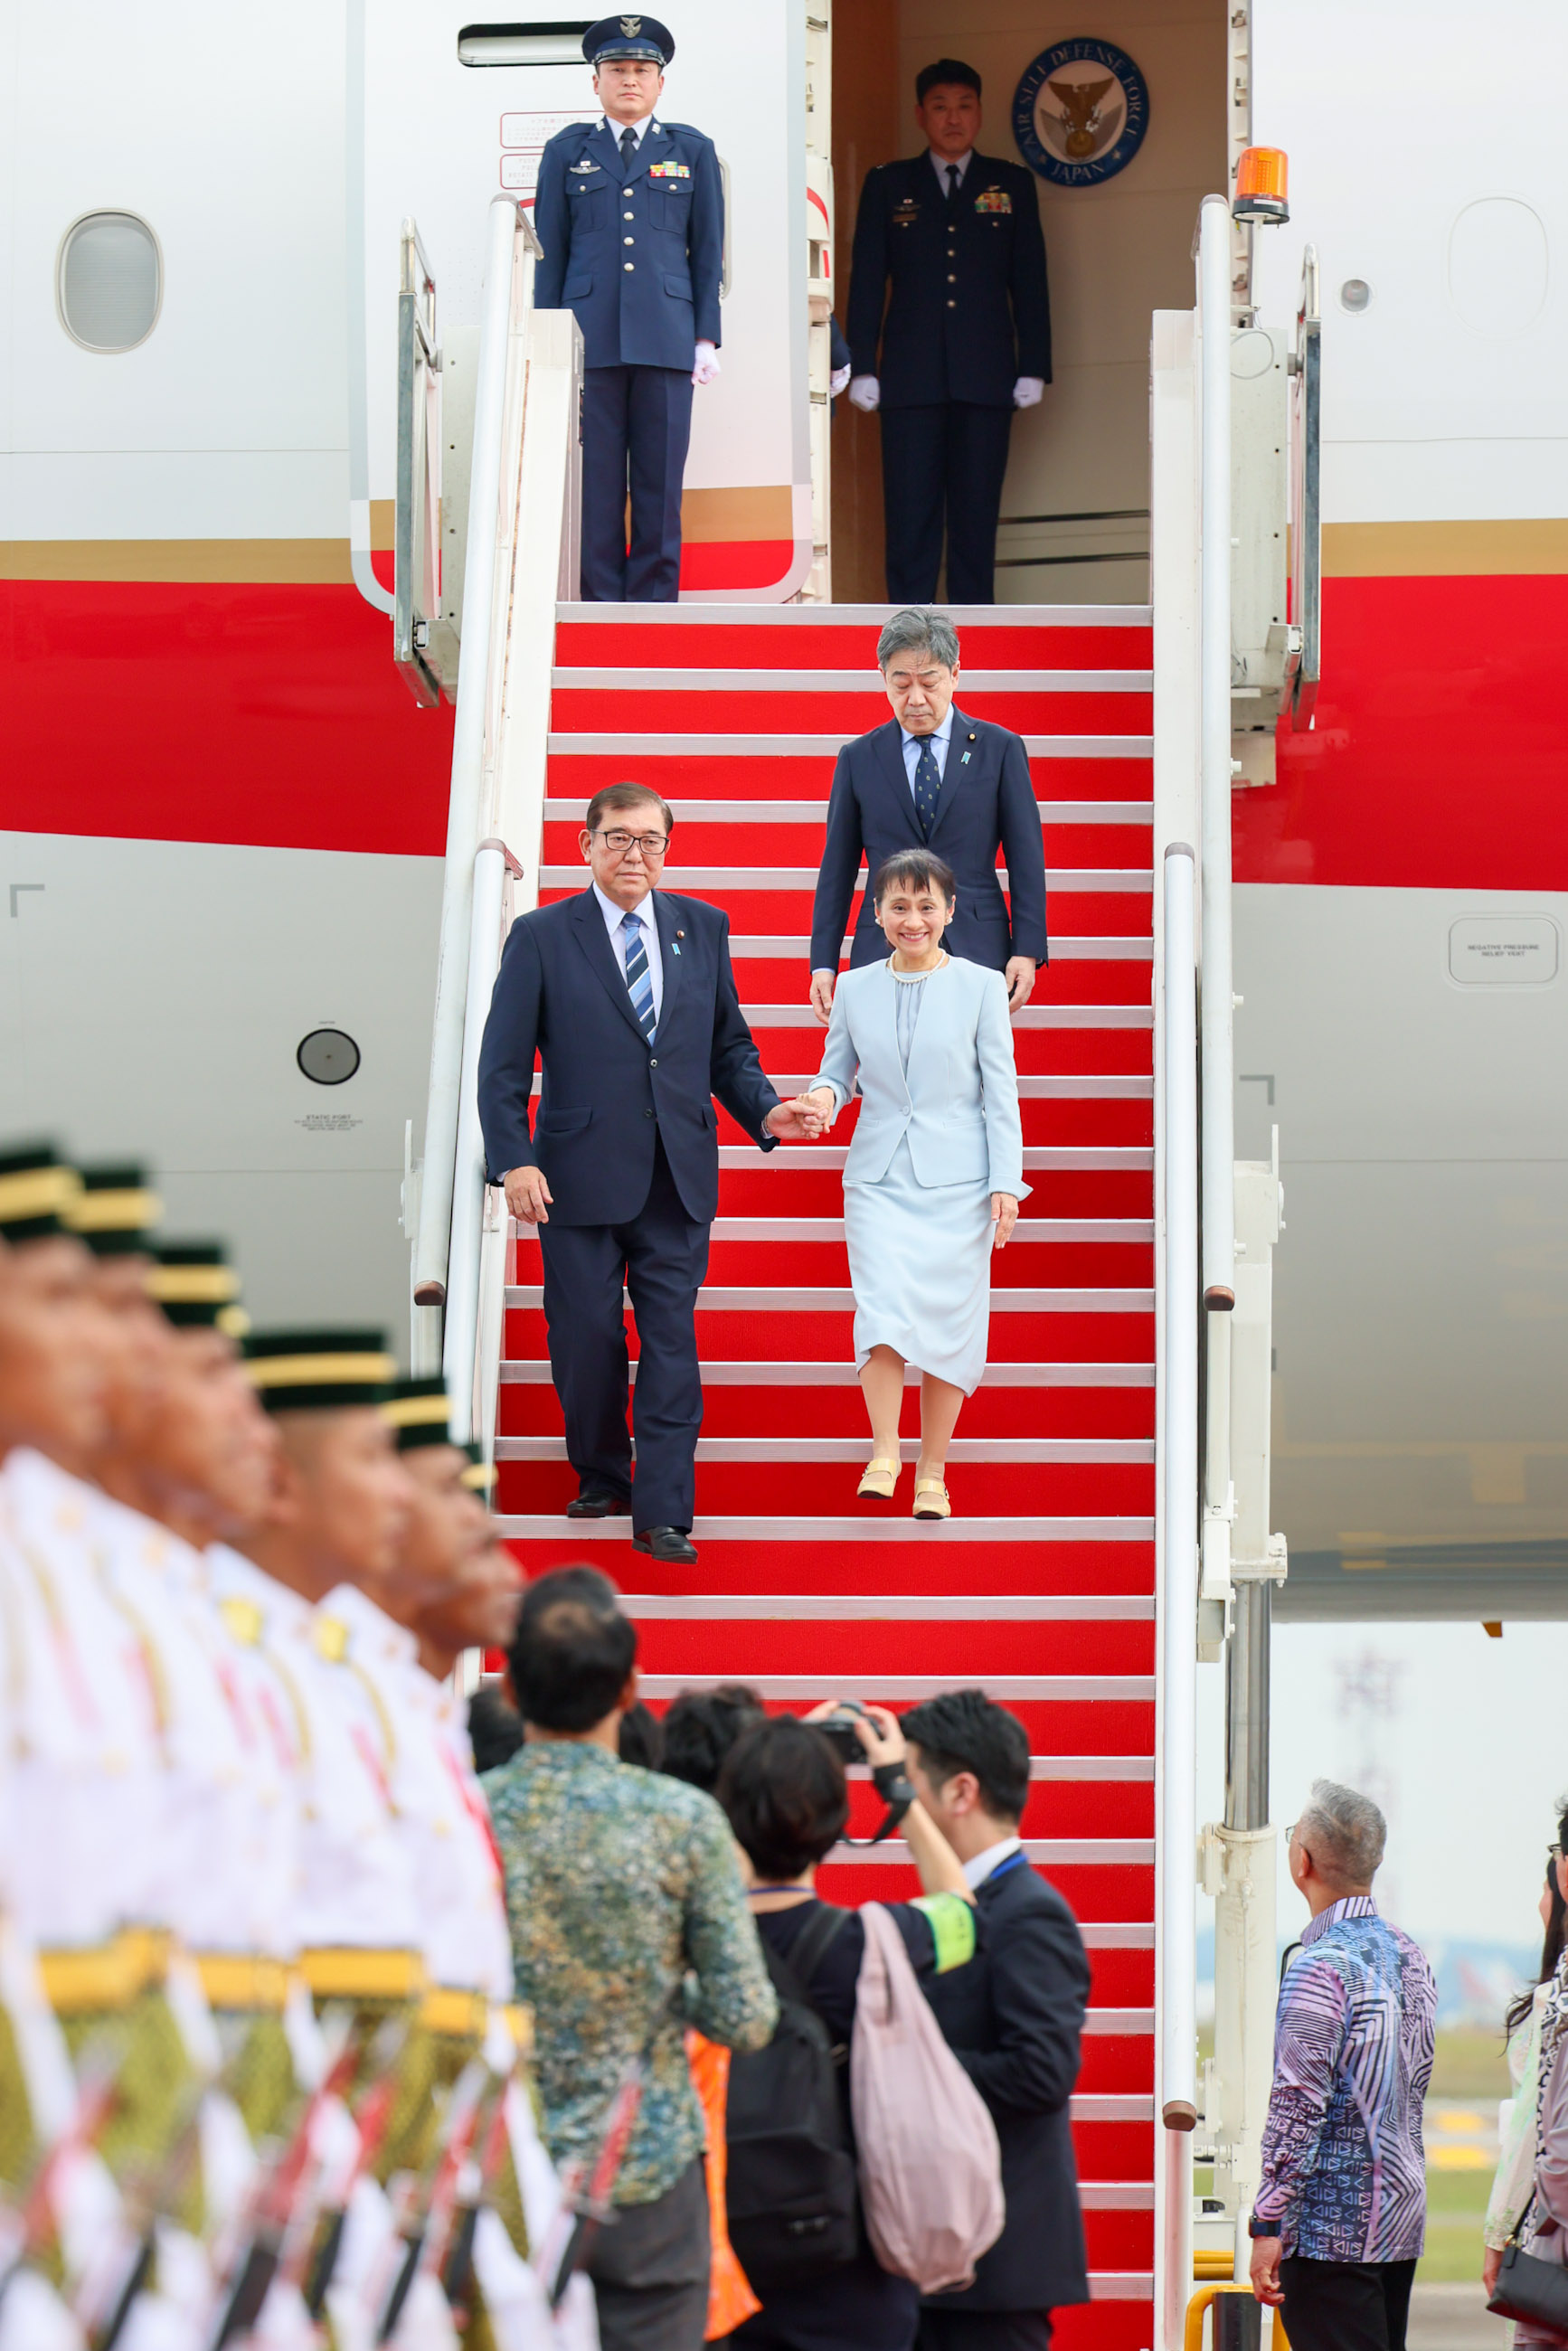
left=622, top=909, right=656, bottom=1043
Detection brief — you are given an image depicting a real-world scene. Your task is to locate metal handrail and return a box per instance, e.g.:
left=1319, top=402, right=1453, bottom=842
left=1289, top=245, right=1321, bottom=731
left=1196, top=194, right=1235, bottom=1313
left=412, top=195, right=539, bottom=1340
left=1161, top=837, right=1200, bottom=2156
left=443, top=837, right=522, bottom=1440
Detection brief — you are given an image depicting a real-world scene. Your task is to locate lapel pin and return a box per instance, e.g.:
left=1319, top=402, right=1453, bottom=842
left=674, top=929, right=685, bottom=956
left=961, top=751, right=971, bottom=764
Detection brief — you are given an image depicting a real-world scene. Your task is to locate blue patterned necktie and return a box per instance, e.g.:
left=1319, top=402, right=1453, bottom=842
left=912, top=737, right=943, bottom=842
left=622, top=910, right=656, bottom=1043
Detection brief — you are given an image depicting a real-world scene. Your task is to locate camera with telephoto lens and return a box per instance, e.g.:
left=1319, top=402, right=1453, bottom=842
left=815, top=1700, right=873, bottom=1765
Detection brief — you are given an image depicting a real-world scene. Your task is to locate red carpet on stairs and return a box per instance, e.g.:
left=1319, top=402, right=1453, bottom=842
left=496, top=600, right=1158, bottom=2346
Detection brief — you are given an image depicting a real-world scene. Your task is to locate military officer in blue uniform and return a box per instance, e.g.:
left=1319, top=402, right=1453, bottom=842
left=534, top=15, right=723, bottom=602
left=847, top=58, right=1051, bottom=605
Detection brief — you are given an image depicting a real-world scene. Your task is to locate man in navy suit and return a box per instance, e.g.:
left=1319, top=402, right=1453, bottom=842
left=477, top=784, right=821, bottom=1566
left=809, top=607, right=1048, bottom=1022
left=847, top=58, right=1051, bottom=604
left=902, top=1691, right=1091, bottom=2351
left=534, top=15, right=723, bottom=602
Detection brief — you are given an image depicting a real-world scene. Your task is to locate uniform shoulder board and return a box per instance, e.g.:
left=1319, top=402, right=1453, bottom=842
left=313, top=1613, right=349, bottom=1665
left=219, top=1595, right=264, bottom=1648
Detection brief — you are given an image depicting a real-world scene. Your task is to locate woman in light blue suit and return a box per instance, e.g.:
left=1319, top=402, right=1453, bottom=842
left=802, top=848, right=1027, bottom=1521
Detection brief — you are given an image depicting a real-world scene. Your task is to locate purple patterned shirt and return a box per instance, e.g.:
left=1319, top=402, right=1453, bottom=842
left=1253, top=1894, right=1437, bottom=2261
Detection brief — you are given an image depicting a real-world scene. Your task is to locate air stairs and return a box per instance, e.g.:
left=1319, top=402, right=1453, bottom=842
left=490, top=600, right=1157, bottom=2347
left=406, top=190, right=1297, bottom=2351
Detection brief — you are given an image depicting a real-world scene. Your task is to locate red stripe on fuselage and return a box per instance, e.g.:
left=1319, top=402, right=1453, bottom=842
left=1240, top=573, right=1568, bottom=889
left=1, top=581, right=452, bottom=855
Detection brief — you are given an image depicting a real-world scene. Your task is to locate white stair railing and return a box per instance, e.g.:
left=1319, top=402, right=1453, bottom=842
left=411, top=194, right=584, bottom=1445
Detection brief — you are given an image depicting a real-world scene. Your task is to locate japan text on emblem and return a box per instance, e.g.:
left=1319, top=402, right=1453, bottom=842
left=1012, top=39, right=1149, bottom=187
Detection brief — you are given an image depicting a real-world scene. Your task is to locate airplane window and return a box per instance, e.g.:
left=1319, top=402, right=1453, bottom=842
left=57, top=212, right=162, bottom=353
left=458, top=22, right=592, bottom=65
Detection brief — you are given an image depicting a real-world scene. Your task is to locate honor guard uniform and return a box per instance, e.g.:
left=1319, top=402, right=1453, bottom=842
left=534, top=14, right=723, bottom=601
left=846, top=56, right=1051, bottom=603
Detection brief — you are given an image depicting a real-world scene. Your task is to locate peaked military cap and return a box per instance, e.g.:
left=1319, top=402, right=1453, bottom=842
left=243, top=1327, right=394, bottom=1412
left=0, top=1144, right=81, bottom=1243
left=583, top=12, right=674, bottom=67
left=66, top=1162, right=162, bottom=1258
left=382, top=1374, right=456, bottom=1451
left=148, top=1242, right=249, bottom=1336
left=462, top=1445, right=496, bottom=1494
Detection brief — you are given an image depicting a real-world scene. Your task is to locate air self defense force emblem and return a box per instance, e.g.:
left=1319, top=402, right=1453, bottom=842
left=1013, top=38, right=1149, bottom=187
left=620, top=14, right=643, bottom=35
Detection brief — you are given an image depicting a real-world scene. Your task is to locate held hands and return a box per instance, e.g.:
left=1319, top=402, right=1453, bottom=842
left=991, top=1194, right=1019, bottom=1251
left=1248, top=2237, right=1284, bottom=2309
left=503, top=1166, right=553, bottom=1226
left=1004, top=956, right=1038, bottom=1015
left=692, top=341, right=721, bottom=387
left=764, top=1095, right=835, bottom=1142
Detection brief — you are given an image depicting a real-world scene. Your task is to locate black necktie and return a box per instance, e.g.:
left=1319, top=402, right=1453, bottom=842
left=912, top=739, right=942, bottom=841
left=945, top=163, right=960, bottom=209
left=620, top=127, right=638, bottom=166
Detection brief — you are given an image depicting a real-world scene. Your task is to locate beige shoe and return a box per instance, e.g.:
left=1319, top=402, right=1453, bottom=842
left=857, top=1457, right=901, bottom=1501
left=912, top=1478, right=951, bottom=1521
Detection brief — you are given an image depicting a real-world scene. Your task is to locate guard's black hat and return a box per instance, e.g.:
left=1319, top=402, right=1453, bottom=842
left=0, top=1145, right=80, bottom=1244
left=66, top=1163, right=162, bottom=1258
left=148, top=1242, right=249, bottom=1336
left=382, top=1374, right=456, bottom=1452
left=583, top=13, right=674, bottom=68
left=244, top=1328, right=395, bottom=1413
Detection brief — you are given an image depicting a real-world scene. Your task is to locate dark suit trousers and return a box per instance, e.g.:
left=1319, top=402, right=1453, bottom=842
left=881, top=402, right=1014, bottom=605
left=581, top=364, right=694, bottom=602
left=917, top=2315, right=1052, bottom=2351
left=1278, top=2256, right=1417, bottom=2351
left=585, top=2157, right=711, bottom=2351
left=538, top=1135, right=708, bottom=1532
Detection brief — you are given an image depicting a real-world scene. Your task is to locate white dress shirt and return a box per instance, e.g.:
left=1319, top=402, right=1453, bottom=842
left=604, top=112, right=654, bottom=148
left=962, top=1833, right=1024, bottom=1891
left=900, top=704, right=955, bottom=798
left=930, top=148, right=974, bottom=196
left=594, top=879, right=665, bottom=1024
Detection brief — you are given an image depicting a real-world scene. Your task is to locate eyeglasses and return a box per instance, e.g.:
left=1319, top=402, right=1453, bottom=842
left=596, top=828, right=669, bottom=857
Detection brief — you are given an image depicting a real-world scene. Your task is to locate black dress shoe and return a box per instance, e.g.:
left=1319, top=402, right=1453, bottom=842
left=631, top=1525, right=699, bottom=1565
left=566, top=1483, right=632, bottom=1520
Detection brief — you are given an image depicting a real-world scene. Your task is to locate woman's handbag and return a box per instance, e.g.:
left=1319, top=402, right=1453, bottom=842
left=1488, top=2197, right=1568, bottom=2335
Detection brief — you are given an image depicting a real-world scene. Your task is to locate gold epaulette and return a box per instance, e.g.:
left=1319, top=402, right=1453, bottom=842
left=300, top=1946, right=425, bottom=2001
left=420, top=1986, right=490, bottom=2039
left=194, top=1952, right=290, bottom=2012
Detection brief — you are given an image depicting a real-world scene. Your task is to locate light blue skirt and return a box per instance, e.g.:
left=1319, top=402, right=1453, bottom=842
left=843, top=1137, right=995, bottom=1395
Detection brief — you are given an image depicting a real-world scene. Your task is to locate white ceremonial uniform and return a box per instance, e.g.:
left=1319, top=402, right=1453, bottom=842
left=0, top=1449, right=161, bottom=1953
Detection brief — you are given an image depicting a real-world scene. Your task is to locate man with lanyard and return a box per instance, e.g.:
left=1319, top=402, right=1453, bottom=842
left=534, top=16, right=723, bottom=601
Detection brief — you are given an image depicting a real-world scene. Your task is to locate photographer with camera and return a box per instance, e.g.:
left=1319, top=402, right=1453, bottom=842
left=715, top=1701, right=978, bottom=2351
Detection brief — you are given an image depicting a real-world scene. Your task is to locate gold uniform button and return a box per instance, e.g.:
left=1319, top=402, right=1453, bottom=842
left=625, top=261, right=636, bottom=271
left=947, top=298, right=956, bottom=308
left=624, top=211, right=634, bottom=220
left=947, top=273, right=956, bottom=282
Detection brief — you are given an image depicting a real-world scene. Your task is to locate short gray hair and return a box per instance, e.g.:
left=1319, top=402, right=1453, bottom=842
left=1295, top=1779, right=1386, bottom=1890
left=877, top=606, right=960, bottom=674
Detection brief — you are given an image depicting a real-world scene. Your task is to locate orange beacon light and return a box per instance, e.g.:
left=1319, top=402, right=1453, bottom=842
left=1233, top=146, right=1289, bottom=224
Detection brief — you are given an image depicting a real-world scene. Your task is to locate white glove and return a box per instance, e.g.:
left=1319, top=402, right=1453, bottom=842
left=847, top=374, right=881, bottom=411
left=1012, top=376, right=1045, bottom=409
left=692, top=340, right=721, bottom=386
left=829, top=362, right=852, bottom=398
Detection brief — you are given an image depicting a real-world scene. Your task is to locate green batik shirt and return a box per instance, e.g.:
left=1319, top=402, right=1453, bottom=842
left=486, top=1741, right=778, bottom=2205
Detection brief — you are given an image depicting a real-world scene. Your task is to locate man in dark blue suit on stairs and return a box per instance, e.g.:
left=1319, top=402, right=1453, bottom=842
left=847, top=57, right=1051, bottom=605
left=477, top=783, right=823, bottom=1566
left=809, top=606, right=1048, bottom=1024
left=534, top=15, right=723, bottom=602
